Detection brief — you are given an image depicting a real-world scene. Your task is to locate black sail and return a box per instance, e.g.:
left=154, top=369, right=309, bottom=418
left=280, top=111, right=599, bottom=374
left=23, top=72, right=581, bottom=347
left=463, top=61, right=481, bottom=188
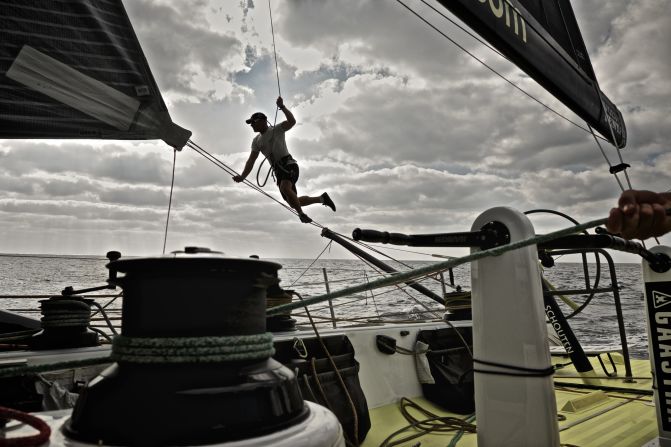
left=0, top=0, right=190, bottom=148
left=436, top=0, right=626, bottom=148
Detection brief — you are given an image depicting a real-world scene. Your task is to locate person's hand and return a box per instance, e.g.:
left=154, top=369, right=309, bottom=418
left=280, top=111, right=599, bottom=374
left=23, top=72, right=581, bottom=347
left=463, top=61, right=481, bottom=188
left=606, top=190, right=671, bottom=240
left=276, top=96, right=284, bottom=109
left=233, top=175, right=244, bottom=183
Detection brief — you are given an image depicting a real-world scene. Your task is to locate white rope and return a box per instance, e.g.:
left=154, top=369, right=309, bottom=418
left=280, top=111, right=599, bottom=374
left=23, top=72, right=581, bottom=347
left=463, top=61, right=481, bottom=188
left=268, top=0, right=281, bottom=98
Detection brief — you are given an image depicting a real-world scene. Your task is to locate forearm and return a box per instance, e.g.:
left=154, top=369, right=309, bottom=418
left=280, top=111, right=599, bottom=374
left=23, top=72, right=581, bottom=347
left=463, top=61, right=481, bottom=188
left=280, top=105, right=296, bottom=126
left=239, top=160, right=254, bottom=179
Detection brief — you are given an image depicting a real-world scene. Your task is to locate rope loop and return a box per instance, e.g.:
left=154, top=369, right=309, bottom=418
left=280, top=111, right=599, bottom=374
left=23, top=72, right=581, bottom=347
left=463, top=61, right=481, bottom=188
left=0, top=405, right=51, bottom=447
left=111, top=333, right=275, bottom=364
left=473, top=358, right=555, bottom=377
left=40, top=298, right=91, bottom=328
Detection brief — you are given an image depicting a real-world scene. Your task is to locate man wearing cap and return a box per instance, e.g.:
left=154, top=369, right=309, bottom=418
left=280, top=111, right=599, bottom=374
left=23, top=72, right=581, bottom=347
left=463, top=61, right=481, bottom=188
left=233, top=96, right=336, bottom=224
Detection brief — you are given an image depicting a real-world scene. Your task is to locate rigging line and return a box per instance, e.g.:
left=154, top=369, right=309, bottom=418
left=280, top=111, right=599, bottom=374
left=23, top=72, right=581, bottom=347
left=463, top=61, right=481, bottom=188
left=614, top=146, right=633, bottom=189
left=163, top=147, right=177, bottom=255
left=0, top=253, right=106, bottom=261
left=330, top=228, right=453, bottom=288
left=394, top=0, right=609, bottom=144
left=305, top=283, right=430, bottom=313
left=267, top=213, right=616, bottom=316
left=186, top=141, right=235, bottom=176
left=352, top=239, right=437, bottom=258
left=587, top=125, right=625, bottom=192
left=330, top=228, right=414, bottom=268
left=292, top=292, right=361, bottom=447
left=267, top=0, right=282, bottom=130
left=187, top=139, right=326, bottom=229
left=350, top=250, right=443, bottom=317
left=267, top=0, right=281, bottom=98
left=362, top=270, right=382, bottom=319
left=546, top=0, right=632, bottom=194
left=582, top=130, right=652, bottom=244
left=189, top=143, right=288, bottom=206
left=419, top=0, right=505, bottom=59
left=289, top=241, right=333, bottom=288
left=187, top=142, right=285, bottom=207
left=305, top=299, right=443, bottom=319
left=603, top=119, right=633, bottom=189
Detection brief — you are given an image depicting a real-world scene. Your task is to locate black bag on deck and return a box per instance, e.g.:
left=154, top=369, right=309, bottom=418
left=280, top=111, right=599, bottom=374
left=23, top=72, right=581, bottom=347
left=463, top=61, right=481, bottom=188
left=273, top=335, right=371, bottom=444
left=416, top=327, right=474, bottom=414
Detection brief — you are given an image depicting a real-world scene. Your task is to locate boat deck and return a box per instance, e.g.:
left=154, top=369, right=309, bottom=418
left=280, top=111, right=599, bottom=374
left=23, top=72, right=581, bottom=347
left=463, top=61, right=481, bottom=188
left=362, top=356, right=656, bottom=447
left=0, top=323, right=659, bottom=446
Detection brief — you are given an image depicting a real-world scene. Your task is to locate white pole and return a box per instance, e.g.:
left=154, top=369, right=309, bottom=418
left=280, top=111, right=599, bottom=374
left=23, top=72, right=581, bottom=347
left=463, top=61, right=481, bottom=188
left=471, top=207, right=560, bottom=446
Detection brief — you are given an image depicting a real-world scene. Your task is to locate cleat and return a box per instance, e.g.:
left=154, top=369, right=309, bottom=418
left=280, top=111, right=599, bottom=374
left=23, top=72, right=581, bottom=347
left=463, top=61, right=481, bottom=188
left=321, top=192, right=336, bottom=212
left=299, top=213, right=312, bottom=224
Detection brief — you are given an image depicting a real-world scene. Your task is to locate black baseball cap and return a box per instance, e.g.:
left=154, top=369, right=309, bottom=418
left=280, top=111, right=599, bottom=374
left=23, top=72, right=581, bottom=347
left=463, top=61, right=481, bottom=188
left=245, top=112, right=267, bottom=124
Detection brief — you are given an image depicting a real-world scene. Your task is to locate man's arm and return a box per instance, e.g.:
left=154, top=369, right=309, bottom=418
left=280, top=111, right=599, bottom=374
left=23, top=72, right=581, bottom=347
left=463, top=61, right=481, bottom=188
left=606, top=189, right=671, bottom=240
left=233, top=151, right=260, bottom=182
left=276, top=96, right=296, bottom=131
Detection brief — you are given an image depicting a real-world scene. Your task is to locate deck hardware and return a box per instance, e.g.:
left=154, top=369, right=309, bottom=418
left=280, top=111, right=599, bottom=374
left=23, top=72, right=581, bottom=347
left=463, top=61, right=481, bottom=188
left=376, top=335, right=397, bottom=355
left=608, top=163, right=630, bottom=174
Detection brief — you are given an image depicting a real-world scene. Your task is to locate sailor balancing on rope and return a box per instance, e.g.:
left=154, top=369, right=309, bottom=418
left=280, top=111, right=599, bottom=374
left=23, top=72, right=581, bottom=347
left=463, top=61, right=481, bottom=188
left=606, top=190, right=671, bottom=240
left=233, top=96, right=336, bottom=224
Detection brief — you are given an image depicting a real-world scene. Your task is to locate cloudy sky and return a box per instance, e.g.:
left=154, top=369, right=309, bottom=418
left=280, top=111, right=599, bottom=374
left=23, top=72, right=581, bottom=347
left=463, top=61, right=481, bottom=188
left=0, top=0, right=669, bottom=263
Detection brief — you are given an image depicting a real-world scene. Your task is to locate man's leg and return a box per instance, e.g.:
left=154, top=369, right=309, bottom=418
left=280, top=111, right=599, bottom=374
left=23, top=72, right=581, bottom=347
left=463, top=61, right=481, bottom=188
left=298, top=196, right=321, bottom=206
left=299, top=193, right=336, bottom=212
left=279, top=180, right=312, bottom=223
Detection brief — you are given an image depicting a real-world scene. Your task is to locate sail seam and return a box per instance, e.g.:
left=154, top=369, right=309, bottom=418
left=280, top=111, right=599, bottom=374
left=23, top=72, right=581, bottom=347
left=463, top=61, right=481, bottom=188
left=0, top=2, right=131, bottom=29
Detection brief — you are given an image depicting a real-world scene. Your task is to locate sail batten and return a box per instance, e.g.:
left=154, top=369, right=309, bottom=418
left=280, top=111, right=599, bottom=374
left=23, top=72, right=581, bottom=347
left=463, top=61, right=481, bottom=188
left=436, top=0, right=626, bottom=148
left=0, top=0, right=191, bottom=149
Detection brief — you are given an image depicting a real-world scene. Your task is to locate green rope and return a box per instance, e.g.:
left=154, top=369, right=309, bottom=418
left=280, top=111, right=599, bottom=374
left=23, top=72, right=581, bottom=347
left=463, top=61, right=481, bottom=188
left=41, top=299, right=91, bottom=328
left=448, top=414, right=476, bottom=446
left=267, top=216, right=608, bottom=316
left=111, top=333, right=275, bottom=363
left=0, top=334, right=276, bottom=378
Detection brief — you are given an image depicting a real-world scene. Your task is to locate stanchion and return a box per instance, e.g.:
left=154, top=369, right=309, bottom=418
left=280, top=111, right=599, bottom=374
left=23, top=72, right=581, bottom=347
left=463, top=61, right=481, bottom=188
left=471, top=207, right=560, bottom=447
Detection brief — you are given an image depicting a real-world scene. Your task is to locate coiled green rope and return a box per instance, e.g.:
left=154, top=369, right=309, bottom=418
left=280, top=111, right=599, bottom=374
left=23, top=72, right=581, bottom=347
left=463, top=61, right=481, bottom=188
left=111, top=333, right=275, bottom=363
left=40, top=299, right=91, bottom=328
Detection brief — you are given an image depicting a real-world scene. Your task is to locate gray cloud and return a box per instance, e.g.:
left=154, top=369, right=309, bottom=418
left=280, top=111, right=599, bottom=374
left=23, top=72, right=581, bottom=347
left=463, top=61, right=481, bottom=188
left=126, top=0, right=244, bottom=97
left=0, top=0, right=669, bottom=259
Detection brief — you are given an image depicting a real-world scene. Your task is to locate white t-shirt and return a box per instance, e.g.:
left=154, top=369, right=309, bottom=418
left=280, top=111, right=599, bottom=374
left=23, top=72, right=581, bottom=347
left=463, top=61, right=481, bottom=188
left=251, top=125, right=291, bottom=165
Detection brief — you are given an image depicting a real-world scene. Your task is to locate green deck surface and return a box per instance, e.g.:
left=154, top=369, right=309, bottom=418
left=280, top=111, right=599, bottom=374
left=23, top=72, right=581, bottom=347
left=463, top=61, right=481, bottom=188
left=362, top=356, right=656, bottom=447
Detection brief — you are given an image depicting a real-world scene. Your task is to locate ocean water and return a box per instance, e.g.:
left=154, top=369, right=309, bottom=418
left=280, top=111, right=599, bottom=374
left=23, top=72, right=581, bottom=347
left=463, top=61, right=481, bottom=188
left=0, top=254, right=649, bottom=358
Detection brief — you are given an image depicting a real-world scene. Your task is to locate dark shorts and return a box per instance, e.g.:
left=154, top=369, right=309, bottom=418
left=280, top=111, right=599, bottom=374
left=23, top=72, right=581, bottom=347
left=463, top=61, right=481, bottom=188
left=274, top=156, right=299, bottom=199
left=275, top=156, right=299, bottom=183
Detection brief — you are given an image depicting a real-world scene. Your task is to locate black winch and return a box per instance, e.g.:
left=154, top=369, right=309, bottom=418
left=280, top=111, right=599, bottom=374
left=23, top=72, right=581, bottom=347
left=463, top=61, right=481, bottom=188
left=28, top=251, right=122, bottom=350
left=63, top=247, right=307, bottom=446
